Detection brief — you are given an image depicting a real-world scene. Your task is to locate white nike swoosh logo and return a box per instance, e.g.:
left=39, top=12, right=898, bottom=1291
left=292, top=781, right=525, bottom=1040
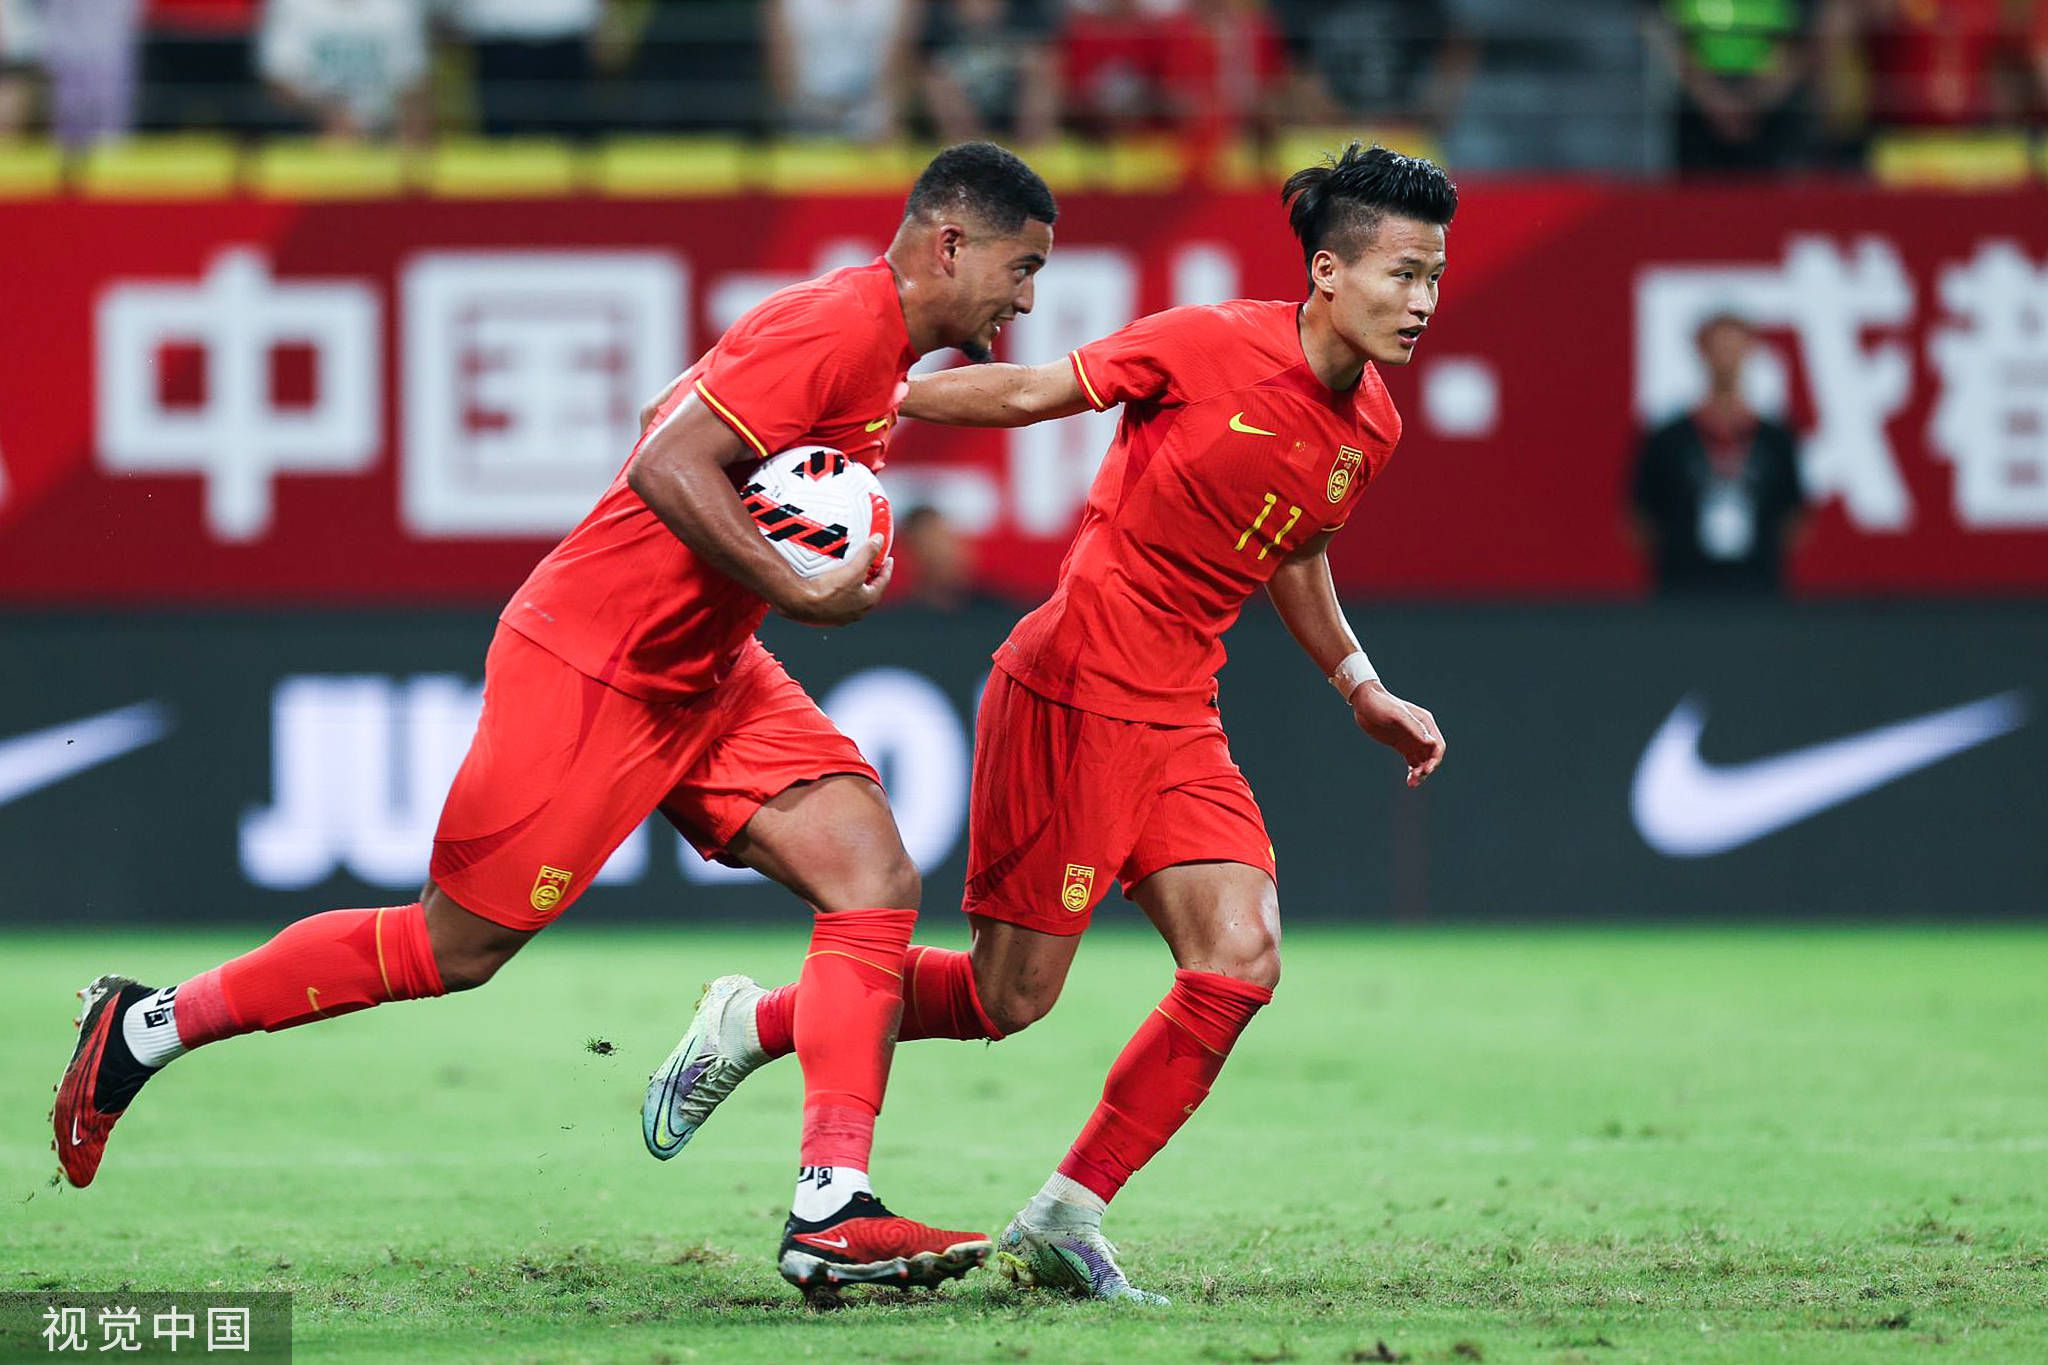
left=1631, top=692, right=2027, bottom=857
left=0, top=702, right=174, bottom=807
left=71, top=1114, right=82, bottom=1146
left=801, top=1234, right=850, bottom=1249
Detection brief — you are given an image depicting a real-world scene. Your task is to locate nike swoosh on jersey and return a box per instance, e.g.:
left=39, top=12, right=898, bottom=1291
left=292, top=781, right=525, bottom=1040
left=1228, top=412, right=1277, bottom=436
left=865, top=417, right=891, bottom=432
left=1630, top=691, right=2027, bottom=857
left=0, top=702, right=173, bottom=808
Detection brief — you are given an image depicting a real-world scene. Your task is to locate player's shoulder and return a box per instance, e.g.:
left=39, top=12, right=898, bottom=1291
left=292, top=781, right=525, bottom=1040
left=1142, top=298, right=1296, bottom=347
left=725, top=259, right=896, bottom=349
left=1126, top=299, right=1302, bottom=397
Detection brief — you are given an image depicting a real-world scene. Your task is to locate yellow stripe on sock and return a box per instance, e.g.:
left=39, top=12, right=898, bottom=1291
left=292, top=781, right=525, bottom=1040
left=373, top=907, right=395, bottom=998
left=904, top=946, right=926, bottom=1021
left=802, top=949, right=904, bottom=981
left=1152, top=1004, right=1225, bottom=1056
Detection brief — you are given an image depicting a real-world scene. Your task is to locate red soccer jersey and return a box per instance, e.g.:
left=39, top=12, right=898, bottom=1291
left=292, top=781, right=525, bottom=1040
left=996, top=300, right=1400, bottom=725
left=503, top=258, right=915, bottom=702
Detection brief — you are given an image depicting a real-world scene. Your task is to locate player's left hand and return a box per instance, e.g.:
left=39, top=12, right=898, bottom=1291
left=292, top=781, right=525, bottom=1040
left=1350, top=681, right=1446, bottom=788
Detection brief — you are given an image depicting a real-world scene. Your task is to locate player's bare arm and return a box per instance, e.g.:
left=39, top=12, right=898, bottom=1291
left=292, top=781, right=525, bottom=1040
left=1266, top=529, right=1445, bottom=787
left=902, top=358, right=1092, bottom=427
left=626, top=394, right=891, bottom=627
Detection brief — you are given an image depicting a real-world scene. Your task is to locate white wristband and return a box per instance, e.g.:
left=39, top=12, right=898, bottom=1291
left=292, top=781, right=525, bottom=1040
left=1328, top=650, right=1379, bottom=700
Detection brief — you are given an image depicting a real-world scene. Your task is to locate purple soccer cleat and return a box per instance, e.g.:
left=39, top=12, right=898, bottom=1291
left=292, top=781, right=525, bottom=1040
left=643, top=974, right=770, bottom=1159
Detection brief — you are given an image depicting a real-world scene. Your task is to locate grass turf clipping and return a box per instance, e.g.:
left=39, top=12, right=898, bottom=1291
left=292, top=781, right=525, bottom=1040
left=5, top=925, right=2046, bottom=1363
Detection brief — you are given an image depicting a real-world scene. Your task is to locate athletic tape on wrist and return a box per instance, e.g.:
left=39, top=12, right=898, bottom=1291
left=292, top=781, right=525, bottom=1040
left=1328, top=650, right=1379, bottom=701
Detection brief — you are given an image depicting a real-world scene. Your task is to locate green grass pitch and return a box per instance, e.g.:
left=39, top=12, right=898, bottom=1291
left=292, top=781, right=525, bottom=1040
left=4, top=924, right=2045, bottom=1363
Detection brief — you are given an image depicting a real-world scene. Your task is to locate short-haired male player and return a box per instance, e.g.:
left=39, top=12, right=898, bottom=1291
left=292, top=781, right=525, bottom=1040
left=643, top=144, right=1455, bottom=1302
left=54, top=142, right=1058, bottom=1299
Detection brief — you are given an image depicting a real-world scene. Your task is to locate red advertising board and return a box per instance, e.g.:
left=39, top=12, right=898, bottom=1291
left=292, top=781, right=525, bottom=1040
left=1, top=184, right=2043, bottom=603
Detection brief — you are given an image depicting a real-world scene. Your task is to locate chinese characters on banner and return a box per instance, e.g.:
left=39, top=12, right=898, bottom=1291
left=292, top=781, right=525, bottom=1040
left=0, top=187, right=2041, bottom=601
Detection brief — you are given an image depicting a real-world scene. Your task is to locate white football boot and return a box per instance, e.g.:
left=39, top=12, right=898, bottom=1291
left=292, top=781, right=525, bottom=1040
left=995, top=1208, right=1170, bottom=1305
left=643, top=974, right=770, bottom=1159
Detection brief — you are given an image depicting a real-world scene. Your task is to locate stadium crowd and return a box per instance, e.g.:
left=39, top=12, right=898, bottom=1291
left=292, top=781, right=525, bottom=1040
left=2, top=0, right=2046, bottom=174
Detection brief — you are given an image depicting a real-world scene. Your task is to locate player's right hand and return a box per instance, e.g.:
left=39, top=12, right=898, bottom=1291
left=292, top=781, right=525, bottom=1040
left=1350, top=681, right=1446, bottom=788
left=776, top=535, right=893, bottom=627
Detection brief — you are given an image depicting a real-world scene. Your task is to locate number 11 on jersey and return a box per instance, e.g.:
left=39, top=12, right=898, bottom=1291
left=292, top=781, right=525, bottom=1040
left=1234, top=491, right=1302, bottom=560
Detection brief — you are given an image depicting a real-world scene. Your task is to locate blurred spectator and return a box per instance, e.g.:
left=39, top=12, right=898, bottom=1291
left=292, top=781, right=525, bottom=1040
left=258, top=0, right=428, bottom=142
left=1273, top=0, right=1475, bottom=132
left=1443, top=0, right=1657, bottom=173
left=1647, top=0, right=1811, bottom=174
left=446, top=0, right=614, bottom=136
left=0, top=0, right=40, bottom=135
left=141, top=0, right=259, bottom=129
left=897, top=504, right=995, bottom=611
left=766, top=0, right=917, bottom=140
left=38, top=0, right=146, bottom=146
left=2034, top=2, right=2048, bottom=111
left=1629, top=312, right=1807, bottom=596
left=603, top=0, right=744, bottom=132
left=1061, top=0, right=1287, bottom=139
left=1817, top=0, right=2035, bottom=136
left=1170, top=0, right=1291, bottom=144
left=920, top=0, right=1056, bottom=143
left=1058, top=0, right=1166, bottom=134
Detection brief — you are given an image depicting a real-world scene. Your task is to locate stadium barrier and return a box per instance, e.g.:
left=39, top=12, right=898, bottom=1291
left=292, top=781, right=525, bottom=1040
left=3, top=603, right=2040, bottom=928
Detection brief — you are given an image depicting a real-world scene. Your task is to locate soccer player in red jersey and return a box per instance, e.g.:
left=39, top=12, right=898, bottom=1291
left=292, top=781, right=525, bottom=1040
left=644, top=143, right=1455, bottom=1302
left=53, top=143, right=1058, bottom=1298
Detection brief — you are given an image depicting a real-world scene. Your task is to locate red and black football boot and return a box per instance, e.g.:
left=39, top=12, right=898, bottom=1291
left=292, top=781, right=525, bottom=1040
left=777, top=1192, right=991, bottom=1305
left=53, top=975, right=160, bottom=1188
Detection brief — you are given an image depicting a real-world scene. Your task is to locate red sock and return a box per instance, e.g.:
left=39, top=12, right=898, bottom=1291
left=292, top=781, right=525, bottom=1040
left=1058, top=968, right=1272, bottom=1203
left=794, top=907, right=916, bottom=1169
left=754, top=943, right=1000, bottom=1060
left=172, top=903, right=447, bottom=1050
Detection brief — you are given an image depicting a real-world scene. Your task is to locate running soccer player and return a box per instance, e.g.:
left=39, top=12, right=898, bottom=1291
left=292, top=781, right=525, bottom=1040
left=53, top=142, right=1058, bottom=1299
left=643, top=144, right=1455, bottom=1302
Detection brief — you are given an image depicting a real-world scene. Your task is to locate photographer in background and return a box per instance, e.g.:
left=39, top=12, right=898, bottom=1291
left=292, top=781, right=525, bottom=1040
left=1629, top=311, right=1809, bottom=596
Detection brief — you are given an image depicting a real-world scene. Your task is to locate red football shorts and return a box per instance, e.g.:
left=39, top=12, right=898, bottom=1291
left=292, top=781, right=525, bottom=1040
left=430, top=625, right=879, bottom=931
left=962, top=668, right=1275, bottom=935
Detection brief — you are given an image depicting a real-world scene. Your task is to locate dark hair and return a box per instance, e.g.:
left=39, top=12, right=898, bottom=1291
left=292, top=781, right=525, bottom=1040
left=1281, top=143, right=1457, bottom=271
left=904, top=141, right=1058, bottom=234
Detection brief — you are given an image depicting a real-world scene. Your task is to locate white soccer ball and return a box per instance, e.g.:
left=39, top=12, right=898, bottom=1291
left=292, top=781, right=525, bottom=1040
left=740, top=445, right=894, bottom=581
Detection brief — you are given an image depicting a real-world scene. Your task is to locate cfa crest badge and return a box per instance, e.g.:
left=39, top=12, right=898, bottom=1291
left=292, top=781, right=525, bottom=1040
left=1060, top=864, right=1096, bottom=914
left=1327, top=446, right=1366, bottom=503
left=530, top=864, right=573, bottom=912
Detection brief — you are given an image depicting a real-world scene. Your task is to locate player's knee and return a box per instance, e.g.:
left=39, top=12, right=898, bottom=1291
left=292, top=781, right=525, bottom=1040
left=433, top=940, right=518, bottom=992
left=815, top=847, right=921, bottom=912
left=1208, top=923, right=1282, bottom=993
left=979, top=979, right=1059, bottom=1036
left=874, top=852, right=922, bottom=912
left=421, top=886, right=530, bottom=992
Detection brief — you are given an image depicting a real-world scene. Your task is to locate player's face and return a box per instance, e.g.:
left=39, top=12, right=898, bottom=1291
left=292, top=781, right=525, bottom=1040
left=948, top=218, right=1054, bottom=363
left=1319, top=216, right=1447, bottom=368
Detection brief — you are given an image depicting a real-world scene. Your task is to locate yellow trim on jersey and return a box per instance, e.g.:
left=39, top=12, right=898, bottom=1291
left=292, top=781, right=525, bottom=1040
left=692, top=380, right=770, bottom=459
left=1070, top=351, right=1108, bottom=411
